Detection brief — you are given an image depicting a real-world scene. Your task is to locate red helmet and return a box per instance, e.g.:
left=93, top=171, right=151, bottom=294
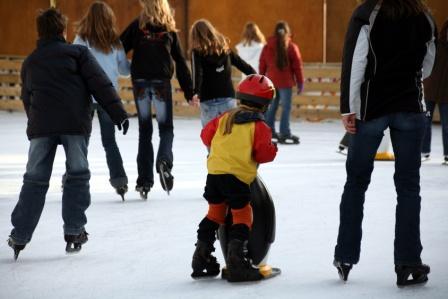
left=236, top=74, right=275, bottom=105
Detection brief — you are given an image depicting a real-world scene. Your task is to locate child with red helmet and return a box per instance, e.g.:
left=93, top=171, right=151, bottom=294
left=191, top=74, right=278, bottom=282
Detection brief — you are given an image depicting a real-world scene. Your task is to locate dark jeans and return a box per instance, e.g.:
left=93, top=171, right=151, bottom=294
left=133, top=79, right=173, bottom=187
left=93, top=104, right=127, bottom=188
left=334, top=112, right=426, bottom=265
left=265, top=88, right=293, bottom=136
left=10, top=135, right=90, bottom=244
left=422, top=101, right=448, bottom=156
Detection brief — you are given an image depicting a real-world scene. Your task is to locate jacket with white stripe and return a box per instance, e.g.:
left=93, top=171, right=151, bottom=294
left=340, top=0, right=437, bottom=121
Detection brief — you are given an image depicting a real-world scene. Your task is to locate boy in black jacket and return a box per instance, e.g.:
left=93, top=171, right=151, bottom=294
left=7, top=8, right=129, bottom=260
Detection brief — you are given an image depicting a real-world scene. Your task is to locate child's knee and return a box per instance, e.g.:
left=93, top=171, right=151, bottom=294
left=206, top=203, right=227, bottom=225
left=231, top=204, right=253, bottom=229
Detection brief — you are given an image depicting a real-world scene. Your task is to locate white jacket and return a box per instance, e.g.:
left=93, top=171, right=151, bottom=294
left=235, top=41, right=264, bottom=78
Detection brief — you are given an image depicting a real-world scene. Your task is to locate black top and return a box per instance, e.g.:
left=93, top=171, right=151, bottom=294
left=340, top=0, right=436, bottom=121
left=21, top=36, right=127, bottom=140
left=120, top=19, right=193, bottom=101
left=191, top=50, right=256, bottom=102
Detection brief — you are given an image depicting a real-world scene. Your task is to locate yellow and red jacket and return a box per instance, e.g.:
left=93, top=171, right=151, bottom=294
left=201, top=111, right=278, bottom=184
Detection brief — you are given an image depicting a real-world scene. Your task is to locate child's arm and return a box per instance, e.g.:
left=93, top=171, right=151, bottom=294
left=117, top=44, right=131, bottom=76
left=120, top=19, right=137, bottom=54
left=20, top=60, right=31, bottom=118
left=253, top=121, right=278, bottom=163
left=171, top=32, right=194, bottom=102
left=230, top=51, right=257, bottom=75
left=258, top=46, right=267, bottom=75
left=200, top=116, right=220, bottom=147
left=191, top=50, right=203, bottom=97
left=289, top=43, right=304, bottom=88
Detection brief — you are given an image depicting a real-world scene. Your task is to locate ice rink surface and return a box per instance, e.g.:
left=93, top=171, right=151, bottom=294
left=0, top=111, right=447, bottom=299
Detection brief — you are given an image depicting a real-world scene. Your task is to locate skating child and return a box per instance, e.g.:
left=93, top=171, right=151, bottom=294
left=191, top=74, right=278, bottom=282
left=8, top=8, right=128, bottom=260
left=74, top=1, right=130, bottom=200
left=121, top=0, right=194, bottom=198
left=189, top=19, right=256, bottom=127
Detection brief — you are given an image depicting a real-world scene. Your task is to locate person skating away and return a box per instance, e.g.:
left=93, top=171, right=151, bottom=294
left=259, top=21, right=304, bottom=144
left=191, top=74, right=278, bottom=282
left=74, top=1, right=130, bottom=200
left=235, top=22, right=266, bottom=80
left=334, top=0, right=435, bottom=287
left=121, top=0, right=194, bottom=198
left=8, top=8, right=129, bottom=260
left=422, top=18, right=448, bottom=164
left=189, top=19, right=256, bottom=127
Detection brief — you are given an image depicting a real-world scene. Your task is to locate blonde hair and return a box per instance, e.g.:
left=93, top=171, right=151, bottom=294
left=241, top=22, right=266, bottom=46
left=189, top=19, right=229, bottom=56
left=75, top=1, right=121, bottom=54
left=138, top=0, right=177, bottom=32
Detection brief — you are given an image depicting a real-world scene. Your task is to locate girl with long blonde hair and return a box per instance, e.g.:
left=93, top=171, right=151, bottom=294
left=236, top=22, right=266, bottom=79
left=121, top=0, right=194, bottom=198
left=189, top=19, right=256, bottom=127
left=74, top=1, right=130, bottom=200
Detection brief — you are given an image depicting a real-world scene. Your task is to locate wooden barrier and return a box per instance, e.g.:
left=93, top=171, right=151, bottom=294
left=2, top=56, right=442, bottom=123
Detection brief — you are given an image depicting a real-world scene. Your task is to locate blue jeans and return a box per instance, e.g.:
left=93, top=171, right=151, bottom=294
left=334, top=112, right=426, bottom=265
left=422, top=101, right=448, bottom=156
left=10, top=135, right=91, bottom=244
left=94, top=104, right=127, bottom=188
left=200, top=97, right=236, bottom=127
left=133, top=79, right=173, bottom=187
left=265, top=88, right=293, bottom=136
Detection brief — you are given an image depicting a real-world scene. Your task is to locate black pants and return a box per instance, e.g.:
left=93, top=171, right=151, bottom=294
left=197, top=174, right=251, bottom=243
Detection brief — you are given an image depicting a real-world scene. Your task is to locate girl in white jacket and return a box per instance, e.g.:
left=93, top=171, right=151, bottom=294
left=235, top=22, right=266, bottom=79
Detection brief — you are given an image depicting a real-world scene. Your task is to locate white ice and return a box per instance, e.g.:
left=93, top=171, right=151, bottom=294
left=0, top=111, right=447, bottom=299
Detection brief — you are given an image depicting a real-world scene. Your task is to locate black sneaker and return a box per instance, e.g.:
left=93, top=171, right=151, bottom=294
left=395, top=264, right=430, bottom=287
left=158, top=160, right=173, bottom=194
left=65, top=230, right=89, bottom=253
left=7, top=237, right=26, bottom=261
left=226, top=239, right=263, bottom=282
left=191, top=240, right=220, bottom=279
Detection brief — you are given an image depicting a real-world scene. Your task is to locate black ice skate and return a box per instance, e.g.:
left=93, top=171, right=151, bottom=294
left=7, top=237, right=26, bottom=261
left=334, top=260, right=353, bottom=282
left=395, top=264, right=430, bottom=287
left=337, top=144, right=348, bottom=155
left=278, top=134, right=300, bottom=145
left=271, top=132, right=279, bottom=143
left=65, top=230, right=89, bottom=253
left=158, top=161, right=173, bottom=195
left=115, top=185, right=128, bottom=201
left=226, top=239, right=263, bottom=282
left=443, top=156, right=448, bottom=165
left=191, top=240, right=220, bottom=279
left=136, top=184, right=152, bottom=200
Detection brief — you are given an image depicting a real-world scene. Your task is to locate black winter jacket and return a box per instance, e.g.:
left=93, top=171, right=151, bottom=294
left=120, top=19, right=194, bottom=101
left=191, top=50, right=256, bottom=102
left=21, top=36, right=128, bottom=139
left=340, top=0, right=437, bottom=121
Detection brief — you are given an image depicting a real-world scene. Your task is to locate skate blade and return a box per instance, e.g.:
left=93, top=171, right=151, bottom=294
left=191, top=270, right=220, bottom=280
left=397, top=276, right=428, bottom=288
left=159, top=165, right=171, bottom=196
left=139, top=192, right=148, bottom=200
left=336, top=150, right=348, bottom=156
left=65, top=243, right=82, bottom=254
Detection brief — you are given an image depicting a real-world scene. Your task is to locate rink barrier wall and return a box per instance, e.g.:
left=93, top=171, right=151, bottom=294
left=0, top=56, right=441, bottom=122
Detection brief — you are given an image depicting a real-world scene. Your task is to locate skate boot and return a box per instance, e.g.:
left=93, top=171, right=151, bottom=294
left=136, top=184, right=152, bottom=200
left=337, top=144, right=348, bottom=155
left=115, top=185, right=128, bottom=201
left=7, top=237, right=26, bottom=261
left=421, top=153, right=430, bottom=162
left=443, top=156, right=448, bottom=165
left=226, top=239, right=263, bottom=282
left=271, top=132, right=279, bottom=143
left=191, top=240, right=220, bottom=279
left=278, top=134, right=300, bottom=145
left=395, top=264, right=430, bottom=287
left=333, top=260, right=353, bottom=282
left=158, top=160, right=173, bottom=195
left=65, top=230, right=89, bottom=253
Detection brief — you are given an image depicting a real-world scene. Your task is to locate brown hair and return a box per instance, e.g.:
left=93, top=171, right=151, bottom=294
left=139, top=0, right=177, bottom=32
left=274, top=21, right=290, bottom=70
left=241, top=22, right=266, bottom=46
left=189, top=19, right=230, bottom=56
left=36, top=8, right=67, bottom=39
left=381, top=0, right=428, bottom=18
left=75, top=1, right=121, bottom=54
left=224, top=104, right=265, bottom=135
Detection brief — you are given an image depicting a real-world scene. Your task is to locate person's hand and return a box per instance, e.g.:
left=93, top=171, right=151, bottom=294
left=342, top=113, right=356, bottom=134
left=117, top=119, right=129, bottom=135
left=189, top=94, right=200, bottom=107
left=297, top=82, right=304, bottom=95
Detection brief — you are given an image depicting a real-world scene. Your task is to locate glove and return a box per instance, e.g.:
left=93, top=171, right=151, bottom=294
left=297, top=82, right=304, bottom=95
left=117, top=119, right=129, bottom=135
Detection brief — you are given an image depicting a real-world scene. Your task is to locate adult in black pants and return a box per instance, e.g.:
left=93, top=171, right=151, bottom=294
left=333, top=0, right=436, bottom=287
left=121, top=0, right=194, bottom=198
